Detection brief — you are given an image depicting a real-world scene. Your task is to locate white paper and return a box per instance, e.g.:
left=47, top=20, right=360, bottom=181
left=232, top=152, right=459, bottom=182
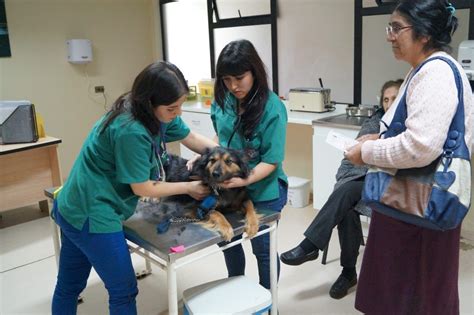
left=326, top=130, right=358, bottom=152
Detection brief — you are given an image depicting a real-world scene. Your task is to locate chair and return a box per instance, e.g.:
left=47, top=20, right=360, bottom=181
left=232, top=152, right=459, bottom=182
left=321, top=200, right=371, bottom=265
left=183, top=276, right=272, bottom=315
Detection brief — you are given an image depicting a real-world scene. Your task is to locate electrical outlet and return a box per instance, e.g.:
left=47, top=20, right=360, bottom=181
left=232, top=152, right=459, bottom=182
left=94, top=86, right=105, bottom=93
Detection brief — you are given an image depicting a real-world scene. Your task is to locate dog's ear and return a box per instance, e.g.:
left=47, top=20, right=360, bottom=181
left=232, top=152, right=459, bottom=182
left=190, top=149, right=210, bottom=179
left=234, top=150, right=251, bottom=179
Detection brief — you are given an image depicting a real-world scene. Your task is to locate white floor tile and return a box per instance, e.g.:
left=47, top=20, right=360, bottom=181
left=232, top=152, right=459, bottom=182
left=0, top=217, right=55, bottom=272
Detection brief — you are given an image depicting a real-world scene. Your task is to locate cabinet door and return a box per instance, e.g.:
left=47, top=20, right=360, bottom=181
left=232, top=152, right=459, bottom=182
left=312, top=125, right=358, bottom=210
left=180, top=112, right=215, bottom=159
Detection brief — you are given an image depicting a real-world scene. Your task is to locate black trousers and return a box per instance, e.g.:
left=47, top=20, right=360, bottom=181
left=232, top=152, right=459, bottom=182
left=304, top=180, right=364, bottom=268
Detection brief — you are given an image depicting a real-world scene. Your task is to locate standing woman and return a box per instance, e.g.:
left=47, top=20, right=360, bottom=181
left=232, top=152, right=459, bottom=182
left=345, top=1, right=473, bottom=314
left=52, top=61, right=216, bottom=314
left=211, top=39, right=288, bottom=289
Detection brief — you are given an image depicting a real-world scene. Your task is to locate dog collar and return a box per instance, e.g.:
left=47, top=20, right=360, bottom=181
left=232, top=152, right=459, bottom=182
left=156, top=194, right=218, bottom=234
left=197, top=194, right=218, bottom=219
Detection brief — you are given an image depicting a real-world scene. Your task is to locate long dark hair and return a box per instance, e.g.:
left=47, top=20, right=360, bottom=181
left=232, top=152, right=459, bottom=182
left=100, top=61, right=188, bottom=135
left=395, top=0, right=458, bottom=53
left=214, top=39, right=269, bottom=139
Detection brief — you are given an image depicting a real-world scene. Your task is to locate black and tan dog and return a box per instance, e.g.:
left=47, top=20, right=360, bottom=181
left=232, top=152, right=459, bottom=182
left=140, top=147, right=259, bottom=241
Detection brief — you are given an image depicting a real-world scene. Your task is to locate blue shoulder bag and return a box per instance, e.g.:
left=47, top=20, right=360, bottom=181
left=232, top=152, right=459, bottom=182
left=363, top=56, right=471, bottom=231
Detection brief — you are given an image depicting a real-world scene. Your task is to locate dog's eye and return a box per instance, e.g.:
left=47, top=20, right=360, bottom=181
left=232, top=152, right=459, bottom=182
left=209, top=158, right=216, bottom=163
left=225, top=159, right=233, bottom=165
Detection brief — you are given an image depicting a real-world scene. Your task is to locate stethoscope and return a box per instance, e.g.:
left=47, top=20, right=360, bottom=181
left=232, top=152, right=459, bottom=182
left=226, top=88, right=259, bottom=148
left=152, top=124, right=168, bottom=182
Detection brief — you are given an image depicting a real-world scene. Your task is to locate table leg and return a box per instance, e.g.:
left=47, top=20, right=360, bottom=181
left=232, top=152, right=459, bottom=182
left=167, top=260, right=178, bottom=315
left=145, top=250, right=152, bottom=273
left=47, top=199, right=61, bottom=267
left=39, top=200, right=49, bottom=212
left=135, top=250, right=153, bottom=279
left=269, top=221, right=278, bottom=314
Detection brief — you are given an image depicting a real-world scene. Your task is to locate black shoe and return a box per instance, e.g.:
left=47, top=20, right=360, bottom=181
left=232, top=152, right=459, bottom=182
left=280, top=245, right=319, bottom=266
left=329, top=273, right=357, bottom=299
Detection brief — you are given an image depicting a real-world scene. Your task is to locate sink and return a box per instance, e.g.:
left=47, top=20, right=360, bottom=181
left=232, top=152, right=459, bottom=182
left=313, top=114, right=369, bottom=128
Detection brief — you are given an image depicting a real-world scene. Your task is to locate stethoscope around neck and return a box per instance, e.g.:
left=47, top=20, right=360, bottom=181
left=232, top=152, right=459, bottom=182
left=151, top=124, right=168, bottom=182
left=226, top=88, right=259, bottom=148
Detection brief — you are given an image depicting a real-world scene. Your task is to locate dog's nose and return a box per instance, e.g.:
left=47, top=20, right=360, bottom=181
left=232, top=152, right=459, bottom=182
left=212, top=170, right=221, bottom=178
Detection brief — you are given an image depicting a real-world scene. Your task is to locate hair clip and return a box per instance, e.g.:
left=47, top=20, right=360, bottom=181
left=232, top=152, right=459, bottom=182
left=446, top=3, right=456, bottom=15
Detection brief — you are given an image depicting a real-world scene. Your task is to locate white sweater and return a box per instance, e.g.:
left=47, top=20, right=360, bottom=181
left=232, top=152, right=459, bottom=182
left=362, top=52, right=474, bottom=169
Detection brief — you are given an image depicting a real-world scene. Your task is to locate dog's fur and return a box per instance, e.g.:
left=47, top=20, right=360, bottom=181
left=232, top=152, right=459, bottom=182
left=139, top=147, right=259, bottom=241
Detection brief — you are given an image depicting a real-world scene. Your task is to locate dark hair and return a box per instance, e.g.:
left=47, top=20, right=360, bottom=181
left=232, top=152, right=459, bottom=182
left=379, top=79, right=403, bottom=107
left=394, top=0, right=458, bottom=53
left=100, top=61, right=188, bottom=135
left=214, top=39, right=269, bottom=139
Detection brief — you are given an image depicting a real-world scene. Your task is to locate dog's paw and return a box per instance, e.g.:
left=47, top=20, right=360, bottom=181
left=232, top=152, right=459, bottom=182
left=221, top=227, right=234, bottom=242
left=245, top=221, right=259, bottom=239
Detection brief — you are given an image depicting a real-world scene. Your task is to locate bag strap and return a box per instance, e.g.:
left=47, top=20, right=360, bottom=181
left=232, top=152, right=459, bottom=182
left=386, top=56, right=469, bottom=159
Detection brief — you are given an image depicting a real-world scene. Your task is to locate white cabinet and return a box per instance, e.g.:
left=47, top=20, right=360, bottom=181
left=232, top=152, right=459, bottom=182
left=180, top=111, right=215, bottom=159
left=312, top=124, right=358, bottom=210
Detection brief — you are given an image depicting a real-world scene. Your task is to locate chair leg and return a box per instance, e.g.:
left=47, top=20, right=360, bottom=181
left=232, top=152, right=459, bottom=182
left=360, top=215, right=368, bottom=246
left=321, top=244, right=329, bottom=265
left=321, top=230, right=331, bottom=265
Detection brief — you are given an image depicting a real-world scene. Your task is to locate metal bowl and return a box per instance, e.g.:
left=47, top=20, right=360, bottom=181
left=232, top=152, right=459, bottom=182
left=346, top=105, right=376, bottom=117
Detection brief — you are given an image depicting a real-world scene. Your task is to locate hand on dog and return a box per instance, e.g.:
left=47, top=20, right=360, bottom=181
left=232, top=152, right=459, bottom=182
left=187, top=181, right=210, bottom=200
left=186, top=154, right=201, bottom=171
left=218, top=176, right=249, bottom=189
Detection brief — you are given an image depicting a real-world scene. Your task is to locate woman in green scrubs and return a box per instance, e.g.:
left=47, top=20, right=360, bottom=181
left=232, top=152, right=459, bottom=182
left=211, top=39, right=288, bottom=289
left=52, top=61, right=216, bottom=314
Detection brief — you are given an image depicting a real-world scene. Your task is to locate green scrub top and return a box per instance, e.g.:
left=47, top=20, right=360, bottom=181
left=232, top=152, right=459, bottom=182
left=56, top=112, right=190, bottom=233
left=211, top=91, right=288, bottom=202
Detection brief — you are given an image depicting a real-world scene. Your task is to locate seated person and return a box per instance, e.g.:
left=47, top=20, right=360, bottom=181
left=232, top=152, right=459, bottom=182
left=280, top=79, right=403, bottom=299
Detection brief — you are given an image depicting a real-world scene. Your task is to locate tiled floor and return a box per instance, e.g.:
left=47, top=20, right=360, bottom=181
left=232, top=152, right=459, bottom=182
left=1, top=204, right=473, bottom=315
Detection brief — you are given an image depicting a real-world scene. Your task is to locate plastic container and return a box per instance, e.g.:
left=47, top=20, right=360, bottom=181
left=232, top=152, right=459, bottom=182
left=186, top=86, right=197, bottom=101
left=287, top=176, right=311, bottom=208
left=198, top=79, right=215, bottom=99
left=183, top=276, right=271, bottom=315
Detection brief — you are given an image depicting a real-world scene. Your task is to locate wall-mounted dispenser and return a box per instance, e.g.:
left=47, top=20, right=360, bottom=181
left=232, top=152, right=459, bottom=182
left=67, top=39, right=92, bottom=64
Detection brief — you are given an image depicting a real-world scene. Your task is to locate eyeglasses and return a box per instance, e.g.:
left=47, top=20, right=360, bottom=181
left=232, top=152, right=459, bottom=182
left=385, top=25, right=412, bottom=37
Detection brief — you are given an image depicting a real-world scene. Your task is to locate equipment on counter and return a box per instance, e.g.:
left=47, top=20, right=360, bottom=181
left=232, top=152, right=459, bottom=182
left=458, top=40, right=474, bottom=91
left=345, top=104, right=377, bottom=117
left=198, top=79, right=215, bottom=99
left=0, top=100, right=38, bottom=144
left=288, top=87, right=331, bottom=113
left=186, top=86, right=197, bottom=101
left=327, top=100, right=379, bottom=118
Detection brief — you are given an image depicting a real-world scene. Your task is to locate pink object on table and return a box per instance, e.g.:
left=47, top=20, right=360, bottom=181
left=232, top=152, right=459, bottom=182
left=170, top=245, right=185, bottom=253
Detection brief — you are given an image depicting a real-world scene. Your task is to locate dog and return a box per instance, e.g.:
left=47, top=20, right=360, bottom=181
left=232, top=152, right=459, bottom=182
left=139, top=147, right=259, bottom=241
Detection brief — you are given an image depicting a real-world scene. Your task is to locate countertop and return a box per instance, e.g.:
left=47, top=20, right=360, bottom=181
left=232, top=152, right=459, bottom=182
left=0, top=136, right=62, bottom=155
left=182, top=100, right=346, bottom=126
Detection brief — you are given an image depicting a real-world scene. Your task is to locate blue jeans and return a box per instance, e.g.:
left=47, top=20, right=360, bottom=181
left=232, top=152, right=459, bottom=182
left=51, top=206, right=138, bottom=315
left=221, top=179, right=287, bottom=289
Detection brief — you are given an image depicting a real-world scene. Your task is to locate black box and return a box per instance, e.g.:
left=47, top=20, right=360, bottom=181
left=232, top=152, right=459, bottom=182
left=0, top=101, right=39, bottom=144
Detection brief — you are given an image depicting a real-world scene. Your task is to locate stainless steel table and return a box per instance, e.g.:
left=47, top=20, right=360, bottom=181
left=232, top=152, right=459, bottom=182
left=45, top=189, right=280, bottom=315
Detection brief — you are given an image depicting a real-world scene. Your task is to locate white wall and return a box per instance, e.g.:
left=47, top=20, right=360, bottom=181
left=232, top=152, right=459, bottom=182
left=278, top=0, right=354, bottom=103
left=1, top=0, right=156, bottom=176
